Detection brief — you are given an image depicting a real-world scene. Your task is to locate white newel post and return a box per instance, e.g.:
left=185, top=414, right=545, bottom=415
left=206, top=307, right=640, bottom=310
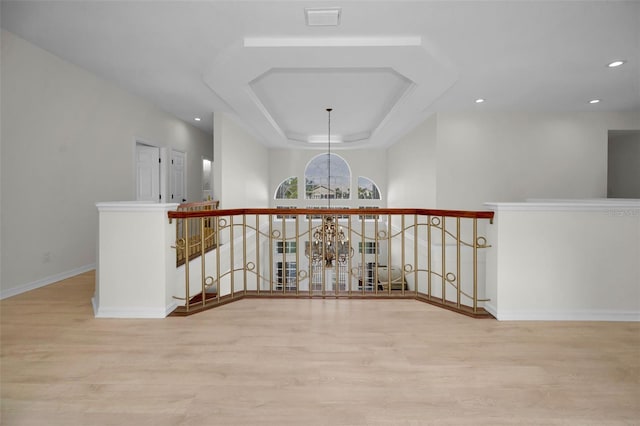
left=94, top=202, right=179, bottom=318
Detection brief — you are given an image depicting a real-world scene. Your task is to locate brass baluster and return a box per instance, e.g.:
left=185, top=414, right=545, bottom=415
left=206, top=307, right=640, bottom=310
left=414, top=214, right=418, bottom=297
left=473, top=218, right=478, bottom=313
left=387, top=213, right=392, bottom=296
left=215, top=215, right=221, bottom=303
left=269, top=214, right=273, bottom=294
left=230, top=216, right=235, bottom=298
left=201, top=217, right=206, bottom=307
left=295, top=213, right=300, bottom=296
left=427, top=215, right=432, bottom=300
left=242, top=214, right=247, bottom=296
left=185, top=218, right=190, bottom=312
left=256, top=214, right=261, bottom=294
left=441, top=216, right=446, bottom=305
left=456, top=217, right=461, bottom=309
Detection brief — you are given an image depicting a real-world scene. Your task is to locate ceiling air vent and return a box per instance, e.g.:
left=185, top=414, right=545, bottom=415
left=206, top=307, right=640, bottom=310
left=305, top=8, right=341, bottom=26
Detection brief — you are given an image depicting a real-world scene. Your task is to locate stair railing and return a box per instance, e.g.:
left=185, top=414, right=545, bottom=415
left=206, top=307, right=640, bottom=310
left=174, top=200, right=219, bottom=266
left=167, top=208, right=494, bottom=317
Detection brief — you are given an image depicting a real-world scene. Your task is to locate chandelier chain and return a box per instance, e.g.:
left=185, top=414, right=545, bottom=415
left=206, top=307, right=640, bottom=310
left=327, top=107, right=332, bottom=209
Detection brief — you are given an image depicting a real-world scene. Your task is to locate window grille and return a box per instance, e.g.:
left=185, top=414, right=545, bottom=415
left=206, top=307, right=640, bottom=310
left=276, top=241, right=297, bottom=254
left=358, top=241, right=378, bottom=254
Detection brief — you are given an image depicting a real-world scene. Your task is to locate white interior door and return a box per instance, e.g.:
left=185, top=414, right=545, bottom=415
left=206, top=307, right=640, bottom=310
left=136, top=144, right=160, bottom=202
left=171, top=150, right=187, bottom=203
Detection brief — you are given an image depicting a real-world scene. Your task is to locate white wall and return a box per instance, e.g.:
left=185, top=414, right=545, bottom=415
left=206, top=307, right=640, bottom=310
left=386, top=114, right=437, bottom=208
left=269, top=147, right=387, bottom=208
left=388, top=111, right=640, bottom=211
left=214, top=113, right=269, bottom=209
left=0, top=30, right=212, bottom=298
left=608, top=130, right=640, bottom=198
left=437, top=112, right=639, bottom=209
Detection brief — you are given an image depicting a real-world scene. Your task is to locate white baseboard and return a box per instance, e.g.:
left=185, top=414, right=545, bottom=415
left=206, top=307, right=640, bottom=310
left=91, top=295, right=99, bottom=316
left=494, top=309, right=640, bottom=322
left=0, top=264, right=96, bottom=300
left=165, top=301, right=178, bottom=316
left=484, top=302, right=498, bottom=318
left=92, top=297, right=178, bottom=318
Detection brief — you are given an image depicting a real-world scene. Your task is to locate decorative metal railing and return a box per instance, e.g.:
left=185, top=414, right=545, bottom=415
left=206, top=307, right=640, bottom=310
left=175, top=200, right=219, bottom=266
left=167, top=208, right=495, bottom=317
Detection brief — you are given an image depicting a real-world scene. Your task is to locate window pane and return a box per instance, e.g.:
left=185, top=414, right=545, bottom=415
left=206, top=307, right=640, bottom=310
left=276, top=261, right=297, bottom=289
left=276, top=241, right=297, bottom=253
left=305, top=154, right=351, bottom=199
left=358, top=241, right=377, bottom=254
left=358, top=176, right=381, bottom=200
left=275, top=177, right=298, bottom=199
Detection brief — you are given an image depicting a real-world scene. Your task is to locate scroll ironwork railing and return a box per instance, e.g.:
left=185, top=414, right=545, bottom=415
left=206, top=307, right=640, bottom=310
left=167, top=208, right=495, bottom=317
left=175, top=200, right=219, bottom=266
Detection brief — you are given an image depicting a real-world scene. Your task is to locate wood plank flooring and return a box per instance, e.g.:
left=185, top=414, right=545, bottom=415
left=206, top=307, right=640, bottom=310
left=1, top=271, right=639, bottom=425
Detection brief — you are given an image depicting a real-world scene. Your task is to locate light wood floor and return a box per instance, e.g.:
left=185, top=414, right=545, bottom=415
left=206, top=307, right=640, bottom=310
left=1, top=271, right=639, bottom=426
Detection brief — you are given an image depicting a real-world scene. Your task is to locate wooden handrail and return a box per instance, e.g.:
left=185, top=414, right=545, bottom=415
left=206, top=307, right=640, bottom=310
left=168, top=207, right=494, bottom=221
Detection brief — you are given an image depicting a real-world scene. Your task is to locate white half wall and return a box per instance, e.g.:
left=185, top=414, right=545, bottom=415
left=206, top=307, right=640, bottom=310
left=94, top=202, right=179, bottom=318
left=485, top=199, right=640, bottom=321
left=1, top=30, right=212, bottom=298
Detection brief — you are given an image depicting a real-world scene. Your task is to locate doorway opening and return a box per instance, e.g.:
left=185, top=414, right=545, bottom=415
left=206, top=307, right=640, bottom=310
left=608, top=130, right=640, bottom=198
left=202, top=157, right=213, bottom=201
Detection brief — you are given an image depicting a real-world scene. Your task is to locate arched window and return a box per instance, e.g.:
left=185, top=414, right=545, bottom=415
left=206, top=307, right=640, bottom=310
left=304, top=153, right=351, bottom=200
left=358, top=176, right=381, bottom=200
left=275, top=177, right=298, bottom=199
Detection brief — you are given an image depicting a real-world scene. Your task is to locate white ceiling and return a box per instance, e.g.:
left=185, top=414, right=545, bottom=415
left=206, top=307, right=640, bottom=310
left=2, top=1, right=639, bottom=149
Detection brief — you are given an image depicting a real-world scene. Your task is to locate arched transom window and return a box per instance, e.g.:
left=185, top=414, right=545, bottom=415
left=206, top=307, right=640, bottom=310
left=275, top=177, right=298, bottom=199
left=304, top=153, right=351, bottom=200
left=358, top=176, right=381, bottom=200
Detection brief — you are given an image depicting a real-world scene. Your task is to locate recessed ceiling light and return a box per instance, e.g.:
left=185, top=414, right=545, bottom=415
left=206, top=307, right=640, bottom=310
left=589, top=99, right=600, bottom=104
left=608, top=60, right=625, bottom=68
left=194, top=117, right=201, bottom=121
left=475, top=98, right=485, bottom=103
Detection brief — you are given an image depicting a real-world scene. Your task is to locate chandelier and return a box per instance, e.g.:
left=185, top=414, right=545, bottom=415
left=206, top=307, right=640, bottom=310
left=309, top=108, right=348, bottom=267
left=312, top=215, right=348, bottom=266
